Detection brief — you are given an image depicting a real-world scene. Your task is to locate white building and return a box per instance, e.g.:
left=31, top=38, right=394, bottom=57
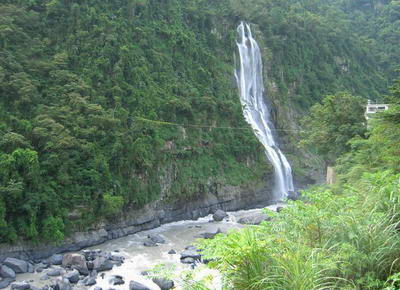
left=365, top=100, right=389, bottom=120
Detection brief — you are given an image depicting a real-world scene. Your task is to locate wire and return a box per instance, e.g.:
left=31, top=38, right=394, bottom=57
left=135, top=117, right=305, bottom=132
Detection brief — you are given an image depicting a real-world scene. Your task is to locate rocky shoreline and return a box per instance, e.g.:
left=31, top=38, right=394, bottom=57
left=0, top=181, right=276, bottom=288
left=0, top=207, right=275, bottom=290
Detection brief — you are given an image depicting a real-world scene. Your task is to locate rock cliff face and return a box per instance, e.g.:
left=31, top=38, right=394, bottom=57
left=0, top=180, right=272, bottom=261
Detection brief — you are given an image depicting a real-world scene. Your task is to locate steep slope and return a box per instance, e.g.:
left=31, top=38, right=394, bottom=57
left=0, top=0, right=390, bottom=243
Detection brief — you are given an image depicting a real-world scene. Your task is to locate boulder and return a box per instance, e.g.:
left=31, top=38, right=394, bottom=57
left=167, top=249, right=176, bottom=255
left=109, top=275, right=124, bottom=285
left=40, top=275, right=50, bottom=281
left=152, top=278, right=174, bottom=290
left=93, top=287, right=102, bottom=290
left=198, top=228, right=222, bottom=239
left=129, top=281, right=151, bottom=290
left=47, top=268, right=62, bottom=277
left=27, top=263, right=34, bottom=273
left=181, top=257, right=195, bottom=264
left=82, top=249, right=102, bottom=261
left=143, top=239, right=157, bottom=247
left=92, top=257, right=113, bottom=272
left=109, top=254, right=125, bottom=262
left=64, top=269, right=80, bottom=283
left=0, top=265, right=16, bottom=279
left=3, top=258, right=29, bottom=274
left=180, top=250, right=201, bottom=261
left=47, top=254, right=63, bottom=266
left=62, top=254, right=88, bottom=276
left=55, top=277, right=72, bottom=290
left=147, top=234, right=166, bottom=244
left=82, top=276, right=97, bottom=286
left=10, top=282, right=30, bottom=290
left=212, top=209, right=228, bottom=221
left=276, top=206, right=284, bottom=213
left=237, top=212, right=271, bottom=225
left=0, top=278, right=14, bottom=289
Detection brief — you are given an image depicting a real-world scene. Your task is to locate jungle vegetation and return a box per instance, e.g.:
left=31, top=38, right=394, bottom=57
left=0, top=0, right=398, bottom=244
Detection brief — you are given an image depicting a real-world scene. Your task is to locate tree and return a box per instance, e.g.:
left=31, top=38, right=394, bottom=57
left=300, top=92, right=367, bottom=165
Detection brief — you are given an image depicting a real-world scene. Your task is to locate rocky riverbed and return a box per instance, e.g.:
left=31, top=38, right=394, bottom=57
left=1, top=205, right=283, bottom=290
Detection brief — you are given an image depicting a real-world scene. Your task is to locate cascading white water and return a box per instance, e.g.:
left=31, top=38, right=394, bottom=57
left=235, top=22, right=294, bottom=200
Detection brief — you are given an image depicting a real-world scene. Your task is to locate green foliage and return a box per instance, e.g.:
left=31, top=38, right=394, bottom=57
left=200, top=172, right=400, bottom=289
left=301, top=92, right=367, bottom=165
left=0, top=0, right=396, bottom=243
left=102, top=193, right=124, bottom=218
left=41, top=216, right=65, bottom=242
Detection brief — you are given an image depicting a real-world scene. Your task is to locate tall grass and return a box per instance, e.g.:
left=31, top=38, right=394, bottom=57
left=200, top=172, right=400, bottom=289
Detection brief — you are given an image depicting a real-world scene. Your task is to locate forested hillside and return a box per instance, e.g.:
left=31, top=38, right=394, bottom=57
left=0, top=0, right=396, bottom=243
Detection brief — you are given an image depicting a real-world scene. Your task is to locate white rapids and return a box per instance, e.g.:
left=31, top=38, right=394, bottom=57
left=235, top=22, right=294, bottom=200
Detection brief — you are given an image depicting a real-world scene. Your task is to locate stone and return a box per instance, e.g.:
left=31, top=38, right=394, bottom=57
left=27, top=263, right=34, bottom=273
left=10, top=282, right=30, bottom=290
left=198, top=228, right=222, bottom=239
left=0, top=278, right=14, bottom=289
left=47, top=268, right=62, bottom=277
left=92, top=257, right=113, bottom=272
left=47, top=254, right=63, bottom=266
left=40, top=275, right=50, bottom=281
left=129, top=281, right=151, bottom=290
left=152, top=277, right=174, bottom=290
left=180, top=250, right=201, bottom=261
left=109, top=254, right=125, bottom=262
left=181, top=257, right=195, bottom=264
left=82, top=249, right=102, bottom=261
left=93, top=287, right=102, bottom=290
left=0, top=265, right=16, bottom=279
left=64, top=269, right=80, bottom=283
left=185, top=245, right=197, bottom=251
left=143, top=239, right=157, bottom=247
left=109, top=275, right=124, bottom=285
left=237, top=212, right=271, bottom=225
left=55, top=277, right=72, bottom=290
left=82, top=276, right=97, bottom=286
left=212, top=209, right=228, bottom=221
left=147, top=234, right=166, bottom=244
left=62, top=254, right=88, bottom=276
left=3, top=258, right=29, bottom=274
left=167, top=249, right=176, bottom=255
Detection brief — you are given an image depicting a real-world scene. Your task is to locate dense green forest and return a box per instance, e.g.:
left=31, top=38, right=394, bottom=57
left=0, top=0, right=398, bottom=244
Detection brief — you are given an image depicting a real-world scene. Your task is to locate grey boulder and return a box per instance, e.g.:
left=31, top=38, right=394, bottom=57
left=237, top=212, right=271, bottom=225
left=46, top=268, right=62, bottom=277
left=10, top=282, right=30, bottom=290
left=147, top=234, right=166, bottom=244
left=55, top=277, right=72, bottom=290
left=0, top=265, right=16, bottom=279
left=0, top=278, right=15, bottom=289
left=92, top=257, right=113, bottom=272
left=143, top=239, right=157, bottom=247
left=109, top=275, right=124, bottom=285
left=62, top=254, right=88, bottom=275
left=47, top=254, right=63, bottom=266
left=3, top=258, right=29, bottom=274
left=82, top=276, right=97, bottom=286
left=180, top=250, right=201, bottom=261
left=129, top=281, right=151, bottom=290
left=152, top=278, right=174, bottom=290
left=212, top=209, right=228, bottom=221
left=64, top=269, right=80, bottom=283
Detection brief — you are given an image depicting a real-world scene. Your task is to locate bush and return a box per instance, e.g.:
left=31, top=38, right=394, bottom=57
left=200, top=172, right=400, bottom=289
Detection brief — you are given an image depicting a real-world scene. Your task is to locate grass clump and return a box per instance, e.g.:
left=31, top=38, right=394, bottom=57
left=199, top=172, right=400, bottom=289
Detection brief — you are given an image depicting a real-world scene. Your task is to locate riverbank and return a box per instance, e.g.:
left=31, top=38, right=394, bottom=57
left=0, top=181, right=274, bottom=263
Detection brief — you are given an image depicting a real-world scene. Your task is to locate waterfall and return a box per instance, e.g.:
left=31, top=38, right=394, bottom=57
left=235, top=22, right=294, bottom=200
